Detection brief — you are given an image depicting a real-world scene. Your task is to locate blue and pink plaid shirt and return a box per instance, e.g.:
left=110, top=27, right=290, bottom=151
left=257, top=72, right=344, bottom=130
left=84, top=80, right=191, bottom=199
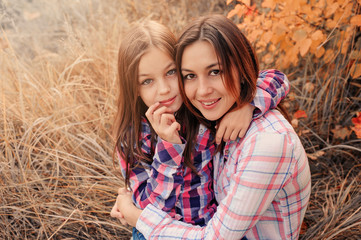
left=118, top=69, right=291, bottom=227
left=137, top=109, right=311, bottom=239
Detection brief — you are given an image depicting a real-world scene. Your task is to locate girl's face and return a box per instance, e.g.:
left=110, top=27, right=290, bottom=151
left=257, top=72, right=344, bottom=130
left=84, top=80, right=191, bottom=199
left=138, top=47, right=183, bottom=113
left=181, top=41, right=239, bottom=121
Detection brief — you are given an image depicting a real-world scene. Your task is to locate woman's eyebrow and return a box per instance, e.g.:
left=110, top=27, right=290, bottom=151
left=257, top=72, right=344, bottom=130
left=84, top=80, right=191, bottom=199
left=206, top=63, right=219, bottom=69
left=182, top=63, right=219, bottom=72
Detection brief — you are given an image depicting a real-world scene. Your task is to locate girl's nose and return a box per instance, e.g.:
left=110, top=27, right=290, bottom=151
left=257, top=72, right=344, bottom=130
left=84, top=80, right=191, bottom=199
left=158, top=78, right=171, bottom=94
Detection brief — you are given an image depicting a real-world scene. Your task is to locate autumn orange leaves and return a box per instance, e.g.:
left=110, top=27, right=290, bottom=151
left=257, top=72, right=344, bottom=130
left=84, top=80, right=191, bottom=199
left=226, top=0, right=359, bottom=70
left=226, top=0, right=361, bottom=142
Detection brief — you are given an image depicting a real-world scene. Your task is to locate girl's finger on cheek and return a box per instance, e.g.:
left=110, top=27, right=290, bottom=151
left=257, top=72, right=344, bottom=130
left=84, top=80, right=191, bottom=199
left=153, top=106, right=170, bottom=117
left=145, top=102, right=160, bottom=119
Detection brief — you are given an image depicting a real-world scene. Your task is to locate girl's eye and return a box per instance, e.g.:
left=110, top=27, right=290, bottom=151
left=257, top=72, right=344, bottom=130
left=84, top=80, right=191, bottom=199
left=183, top=74, right=196, bottom=80
left=166, top=69, right=176, bottom=76
left=210, top=69, right=220, bottom=76
left=141, top=79, right=153, bottom=85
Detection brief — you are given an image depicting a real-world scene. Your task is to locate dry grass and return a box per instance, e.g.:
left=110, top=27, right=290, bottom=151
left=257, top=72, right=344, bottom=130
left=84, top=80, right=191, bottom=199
left=0, top=0, right=226, bottom=239
left=0, top=0, right=360, bottom=239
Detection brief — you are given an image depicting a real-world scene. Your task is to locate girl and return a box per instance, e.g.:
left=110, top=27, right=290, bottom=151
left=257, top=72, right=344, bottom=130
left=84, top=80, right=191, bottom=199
left=111, top=19, right=292, bottom=239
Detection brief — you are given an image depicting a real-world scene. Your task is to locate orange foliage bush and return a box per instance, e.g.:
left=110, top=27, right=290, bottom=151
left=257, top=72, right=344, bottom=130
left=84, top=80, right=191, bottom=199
left=227, top=0, right=360, bottom=72
left=227, top=0, right=361, bottom=141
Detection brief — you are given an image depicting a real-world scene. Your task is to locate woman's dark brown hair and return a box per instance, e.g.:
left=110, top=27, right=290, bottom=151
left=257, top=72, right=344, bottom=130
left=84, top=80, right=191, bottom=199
left=175, top=14, right=260, bottom=154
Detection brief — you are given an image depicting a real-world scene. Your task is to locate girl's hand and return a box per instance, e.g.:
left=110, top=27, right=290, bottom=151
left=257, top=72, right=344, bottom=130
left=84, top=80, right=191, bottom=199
left=110, top=196, right=128, bottom=225
left=111, top=188, right=142, bottom=227
left=216, top=104, right=255, bottom=144
left=146, top=102, right=181, bottom=144
left=110, top=188, right=129, bottom=225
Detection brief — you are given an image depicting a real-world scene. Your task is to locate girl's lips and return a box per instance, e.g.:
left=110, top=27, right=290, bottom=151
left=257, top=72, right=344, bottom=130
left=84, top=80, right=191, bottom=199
left=199, top=98, right=221, bottom=109
left=159, top=96, right=176, bottom=107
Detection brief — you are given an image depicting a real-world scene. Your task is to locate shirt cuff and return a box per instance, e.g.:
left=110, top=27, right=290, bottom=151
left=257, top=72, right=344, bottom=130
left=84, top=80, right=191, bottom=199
left=251, top=87, right=271, bottom=120
left=154, top=137, right=186, bottom=166
left=136, top=204, right=168, bottom=239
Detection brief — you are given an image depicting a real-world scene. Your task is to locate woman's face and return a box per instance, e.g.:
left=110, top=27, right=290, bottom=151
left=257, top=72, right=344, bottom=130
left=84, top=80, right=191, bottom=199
left=138, top=47, right=183, bottom=113
left=181, top=41, right=239, bottom=121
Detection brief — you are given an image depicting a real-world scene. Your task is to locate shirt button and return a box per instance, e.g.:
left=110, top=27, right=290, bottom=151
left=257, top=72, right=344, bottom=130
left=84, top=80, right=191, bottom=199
left=199, top=127, right=204, bottom=134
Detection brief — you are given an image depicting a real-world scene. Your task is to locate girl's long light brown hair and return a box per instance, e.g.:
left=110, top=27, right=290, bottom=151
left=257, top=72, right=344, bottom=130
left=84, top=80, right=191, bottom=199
left=113, top=20, right=177, bottom=188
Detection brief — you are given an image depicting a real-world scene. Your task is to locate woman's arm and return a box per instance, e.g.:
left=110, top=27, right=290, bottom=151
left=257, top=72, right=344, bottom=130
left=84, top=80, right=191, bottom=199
left=118, top=117, right=185, bottom=212
left=135, top=132, right=299, bottom=239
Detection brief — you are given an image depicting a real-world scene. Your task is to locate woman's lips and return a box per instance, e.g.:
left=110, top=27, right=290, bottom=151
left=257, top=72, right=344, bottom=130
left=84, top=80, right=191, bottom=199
left=199, top=98, right=221, bottom=109
left=159, top=96, right=176, bottom=107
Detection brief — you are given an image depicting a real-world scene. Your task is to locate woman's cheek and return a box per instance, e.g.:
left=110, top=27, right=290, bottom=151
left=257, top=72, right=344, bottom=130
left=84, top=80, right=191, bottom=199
left=184, top=81, right=194, bottom=99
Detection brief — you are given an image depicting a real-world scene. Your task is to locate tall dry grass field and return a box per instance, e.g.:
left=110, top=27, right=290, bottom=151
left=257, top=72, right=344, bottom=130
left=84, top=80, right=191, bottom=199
left=0, top=0, right=360, bottom=239
left=0, top=0, right=227, bottom=239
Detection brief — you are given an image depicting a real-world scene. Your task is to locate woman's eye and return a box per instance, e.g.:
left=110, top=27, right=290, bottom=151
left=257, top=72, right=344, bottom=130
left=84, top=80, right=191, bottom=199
left=166, top=69, right=176, bottom=76
left=210, top=69, right=220, bottom=76
left=141, top=79, right=153, bottom=85
left=183, top=74, right=195, bottom=80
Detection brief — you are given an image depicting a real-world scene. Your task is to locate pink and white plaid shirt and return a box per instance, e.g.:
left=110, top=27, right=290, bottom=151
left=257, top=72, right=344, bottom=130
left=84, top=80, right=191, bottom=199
left=136, top=109, right=311, bottom=239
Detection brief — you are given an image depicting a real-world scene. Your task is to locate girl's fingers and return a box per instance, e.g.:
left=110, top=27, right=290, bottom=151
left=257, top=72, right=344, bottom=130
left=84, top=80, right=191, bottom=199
left=215, top=124, right=226, bottom=144
left=153, top=106, right=172, bottom=119
left=229, top=129, right=239, bottom=141
left=169, top=121, right=181, bottom=133
left=110, top=203, right=124, bottom=219
left=160, top=112, right=176, bottom=126
left=145, top=102, right=160, bottom=117
left=167, top=122, right=181, bottom=144
left=118, top=217, right=128, bottom=225
left=238, top=128, right=246, bottom=139
left=222, top=127, right=232, bottom=142
left=147, top=105, right=172, bottom=126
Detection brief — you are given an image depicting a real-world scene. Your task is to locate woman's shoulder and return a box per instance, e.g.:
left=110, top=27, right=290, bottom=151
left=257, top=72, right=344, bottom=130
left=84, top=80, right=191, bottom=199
left=230, top=109, right=300, bottom=150
left=249, top=109, right=295, bottom=135
left=223, top=110, right=305, bottom=169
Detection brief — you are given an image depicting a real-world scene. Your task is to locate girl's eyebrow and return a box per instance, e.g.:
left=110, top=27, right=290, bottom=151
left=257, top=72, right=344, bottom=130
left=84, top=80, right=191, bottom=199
left=163, top=62, right=175, bottom=71
left=139, top=62, right=175, bottom=77
left=182, top=63, right=219, bottom=72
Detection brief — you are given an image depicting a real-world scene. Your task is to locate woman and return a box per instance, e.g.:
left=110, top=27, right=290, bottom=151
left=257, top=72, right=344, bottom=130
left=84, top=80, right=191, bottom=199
left=113, top=15, right=311, bottom=239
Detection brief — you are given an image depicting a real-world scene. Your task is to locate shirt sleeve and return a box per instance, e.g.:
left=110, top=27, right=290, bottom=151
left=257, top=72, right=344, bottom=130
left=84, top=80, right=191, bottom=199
left=118, top=123, right=186, bottom=212
left=251, top=69, right=290, bottom=119
left=136, top=132, right=295, bottom=239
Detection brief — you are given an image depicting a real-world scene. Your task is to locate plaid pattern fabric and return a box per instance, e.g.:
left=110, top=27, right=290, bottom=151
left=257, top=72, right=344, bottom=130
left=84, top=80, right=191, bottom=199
left=118, top=121, right=217, bottom=225
left=136, top=110, right=311, bottom=240
left=118, top=69, right=291, bottom=227
left=252, top=69, right=290, bottom=118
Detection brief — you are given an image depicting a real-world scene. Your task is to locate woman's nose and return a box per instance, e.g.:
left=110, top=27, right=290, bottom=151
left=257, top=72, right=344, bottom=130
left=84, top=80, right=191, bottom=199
left=197, top=76, right=212, bottom=96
